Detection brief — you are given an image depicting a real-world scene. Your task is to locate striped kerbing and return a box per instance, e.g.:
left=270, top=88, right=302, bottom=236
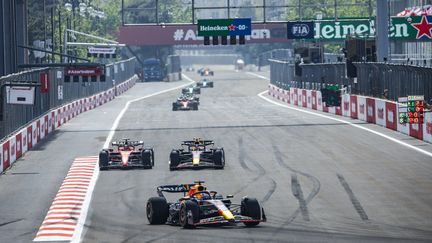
left=34, top=156, right=98, bottom=242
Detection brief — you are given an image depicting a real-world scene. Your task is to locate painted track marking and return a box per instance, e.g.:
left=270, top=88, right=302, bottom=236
left=34, top=156, right=98, bottom=242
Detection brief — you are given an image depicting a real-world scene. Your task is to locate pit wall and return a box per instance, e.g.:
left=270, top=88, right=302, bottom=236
left=268, top=84, right=432, bottom=144
left=0, top=76, right=137, bottom=174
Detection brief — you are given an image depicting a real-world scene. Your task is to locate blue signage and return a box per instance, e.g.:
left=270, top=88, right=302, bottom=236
left=229, top=18, right=252, bottom=36
left=287, top=21, right=314, bottom=39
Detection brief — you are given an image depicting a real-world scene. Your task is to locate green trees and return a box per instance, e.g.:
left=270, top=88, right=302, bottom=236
left=27, top=0, right=121, bottom=62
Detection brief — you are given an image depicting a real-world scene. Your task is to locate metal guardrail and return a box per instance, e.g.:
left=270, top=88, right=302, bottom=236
left=269, top=59, right=432, bottom=103
left=0, top=58, right=137, bottom=139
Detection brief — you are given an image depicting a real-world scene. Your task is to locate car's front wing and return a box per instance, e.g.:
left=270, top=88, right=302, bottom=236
left=194, top=215, right=264, bottom=226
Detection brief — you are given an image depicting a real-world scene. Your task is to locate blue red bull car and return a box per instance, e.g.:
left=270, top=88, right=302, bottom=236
left=146, top=181, right=266, bottom=228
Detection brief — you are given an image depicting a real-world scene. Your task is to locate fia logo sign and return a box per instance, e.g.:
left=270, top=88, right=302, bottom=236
left=292, top=24, right=310, bottom=36
left=287, top=21, right=314, bottom=39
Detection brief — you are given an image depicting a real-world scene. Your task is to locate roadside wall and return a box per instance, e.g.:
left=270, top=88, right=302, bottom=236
left=268, top=84, right=432, bottom=144
left=0, top=76, right=137, bottom=174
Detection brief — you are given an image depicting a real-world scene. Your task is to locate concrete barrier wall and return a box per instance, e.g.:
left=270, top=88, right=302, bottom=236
left=0, top=76, right=137, bottom=174
left=268, top=84, right=432, bottom=144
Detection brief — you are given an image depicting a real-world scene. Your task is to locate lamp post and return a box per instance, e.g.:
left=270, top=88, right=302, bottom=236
left=63, top=0, right=106, bottom=62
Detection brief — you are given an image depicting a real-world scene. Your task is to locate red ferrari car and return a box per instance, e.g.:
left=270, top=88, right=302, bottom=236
left=99, top=138, right=154, bottom=170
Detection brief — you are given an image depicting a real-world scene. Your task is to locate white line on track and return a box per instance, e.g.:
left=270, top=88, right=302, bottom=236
left=256, top=89, right=432, bottom=158
left=71, top=75, right=196, bottom=243
left=246, top=71, right=270, bottom=80
left=102, top=76, right=195, bottom=149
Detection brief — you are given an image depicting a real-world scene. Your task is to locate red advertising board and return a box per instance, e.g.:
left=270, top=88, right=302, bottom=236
left=366, top=98, right=376, bottom=124
left=65, top=68, right=102, bottom=76
left=312, top=90, right=317, bottom=110
left=119, top=23, right=290, bottom=45
left=350, top=95, right=358, bottom=119
left=16, top=133, right=22, bottom=159
left=385, top=102, right=397, bottom=131
left=40, top=72, right=49, bottom=93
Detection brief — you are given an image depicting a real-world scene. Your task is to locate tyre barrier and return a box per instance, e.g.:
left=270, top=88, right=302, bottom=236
left=268, top=84, right=432, bottom=144
left=0, top=76, right=137, bottom=174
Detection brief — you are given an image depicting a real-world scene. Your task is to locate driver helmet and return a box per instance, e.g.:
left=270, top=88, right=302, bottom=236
left=188, top=184, right=206, bottom=199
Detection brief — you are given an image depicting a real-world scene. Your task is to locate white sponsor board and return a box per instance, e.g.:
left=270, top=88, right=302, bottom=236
left=375, top=99, right=386, bottom=127
left=423, top=112, right=432, bottom=143
left=6, top=86, right=35, bottom=105
left=9, top=136, right=16, bottom=164
left=357, top=96, right=367, bottom=121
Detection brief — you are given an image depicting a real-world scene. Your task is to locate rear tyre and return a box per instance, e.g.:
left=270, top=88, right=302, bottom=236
left=99, top=150, right=109, bottom=170
left=196, top=89, right=201, bottom=94
left=179, top=200, right=200, bottom=228
left=146, top=197, right=169, bottom=224
left=169, top=150, right=180, bottom=170
left=209, top=82, right=214, bottom=87
left=141, top=149, right=153, bottom=169
left=213, top=148, right=225, bottom=169
left=172, top=103, right=178, bottom=111
left=241, top=197, right=261, bottom=227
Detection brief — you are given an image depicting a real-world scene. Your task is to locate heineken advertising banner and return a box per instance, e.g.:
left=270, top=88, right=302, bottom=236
left=313, top=16, right=432, bottom=41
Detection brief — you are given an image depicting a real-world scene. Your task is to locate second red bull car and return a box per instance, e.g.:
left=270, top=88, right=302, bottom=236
left=169, top=138, right=225, bottom=170
left=146, top=181, right=266, bottom=228
left=99, top=138, right=154, bottom=170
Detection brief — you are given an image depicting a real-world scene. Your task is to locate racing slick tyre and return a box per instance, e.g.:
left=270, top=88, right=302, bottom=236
left=196, top=89, right=201, bottom=94
left=192, top=103, right=199, bottom=111
left=241, top=197, right=261, bottom=227
left=99, top=150, right=109, bottom=170
left=146, top=197, right=169, bottom=224
left=169, top=150, right=180, bottom=170
left=172, top=103, right=178, bottom=111
left=180, top=200, right=200, bottom=228
left=141, top=149, right=153, bottom=169
left=213, top=148, right=225, bottom=169
left=209, top=82, right=214, bottom=88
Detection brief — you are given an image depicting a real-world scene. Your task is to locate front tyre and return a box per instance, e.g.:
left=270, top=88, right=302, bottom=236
left=179, top=200, right=200, bottom=228
left=99, top=150, right=109, bottom=170
left=213, top=148, right=225, bottom=169
left=141, top=149, right=153, bottom=169
left=147, top=197, right=169, bottom=224
left=241, top=197, right=261, bottom=227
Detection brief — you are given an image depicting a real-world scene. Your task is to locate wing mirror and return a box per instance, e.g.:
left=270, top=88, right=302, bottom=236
left=226, top=195, right=234, bottom=199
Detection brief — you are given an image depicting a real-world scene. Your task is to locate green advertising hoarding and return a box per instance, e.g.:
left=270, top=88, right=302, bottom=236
left=197, top=18, right=252, bottom=37
left=314, top=16, right=432, bottom=41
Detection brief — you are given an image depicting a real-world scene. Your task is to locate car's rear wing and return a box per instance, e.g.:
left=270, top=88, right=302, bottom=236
left=112, top=139, right=144, bottom=147
left=182, top=140, right=214, bottom=147
left=156, top=184, right=195, bottom=197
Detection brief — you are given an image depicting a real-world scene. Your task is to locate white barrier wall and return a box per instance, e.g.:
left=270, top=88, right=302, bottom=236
left=268, top=84, right=430, bottom=145
left=0, top=76, right=137, bottom=174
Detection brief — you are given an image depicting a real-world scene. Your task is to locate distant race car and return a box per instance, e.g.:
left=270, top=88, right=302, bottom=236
left=172, top=95, right=199, bottom=111
left=196, top=79, right=214, bottom=88
left=182, top=85, right=201, bottom=95
left=146, top=181, right=266, bottom=228
left=99, top=138, right=154, bottom=170
left=198, top=68, right=214, bottom=76
left=185, top=66, right=195, bottom=72
left=169, top=138, right=225, bottom=170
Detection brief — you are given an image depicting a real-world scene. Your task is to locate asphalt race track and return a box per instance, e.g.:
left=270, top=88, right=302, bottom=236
left=1, top=66, right=432, bottom=243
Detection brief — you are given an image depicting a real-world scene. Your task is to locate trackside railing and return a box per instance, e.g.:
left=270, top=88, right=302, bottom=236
left=0, top=57, right=137, bottom=139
